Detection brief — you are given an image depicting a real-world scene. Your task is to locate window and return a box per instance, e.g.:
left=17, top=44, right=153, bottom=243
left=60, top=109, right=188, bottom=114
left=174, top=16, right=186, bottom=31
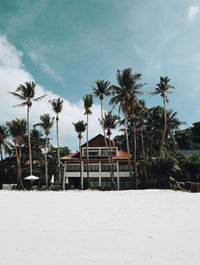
left=90, top=178, right=99, bottom=189
left=83, top=149, right=99, bottom=156
left=66, top=165, right=80, bottom=172
left=101, top=164, right=117, bottom=172
left=84, top=164, right=99, bottom=172
left=101, top=150, right=109, bottom=156
left=119, top=163, right=134, bottom=172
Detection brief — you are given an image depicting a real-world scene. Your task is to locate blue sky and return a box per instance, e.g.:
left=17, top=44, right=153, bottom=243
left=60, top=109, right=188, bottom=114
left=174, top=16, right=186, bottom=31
left=0, top=0, right=200, bottom=151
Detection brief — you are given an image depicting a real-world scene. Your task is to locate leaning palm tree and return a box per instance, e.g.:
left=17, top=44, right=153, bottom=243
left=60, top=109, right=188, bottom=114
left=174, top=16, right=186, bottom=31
left=110, top=68, right=146, bottom=188
left=83, top=94, right=93, bottom=189
left=101, top=111, right=119, bottom=189
left=6, top=118, right=27, bottom=189
left=92, top=80, right=113, bottom=181
left=0, top=125, right=11, bottom=160
left=49, top=98, right=64, bottom=185
left=34, top=114, right=54, bottom=189
left=9, top=81, right=46, bottom=175
left=73, top=120, right=87, bottom=190
left=152, top=77, right=174, bottom=159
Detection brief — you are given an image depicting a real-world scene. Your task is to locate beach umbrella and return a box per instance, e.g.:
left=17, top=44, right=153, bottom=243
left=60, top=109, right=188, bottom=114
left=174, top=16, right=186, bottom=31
left=24, top=175, right=39, bottom=189
left=24, top=175, right=39, bottom=180
left=51, top=175, right=54, bottom=184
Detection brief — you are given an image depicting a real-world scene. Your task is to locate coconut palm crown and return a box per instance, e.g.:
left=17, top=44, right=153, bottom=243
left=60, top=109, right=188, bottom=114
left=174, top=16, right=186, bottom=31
left=73, top=120, right=87, bottom=139
left=92, top=80, right=112, bottom=100
left=83, top=94, right=93, bottom=115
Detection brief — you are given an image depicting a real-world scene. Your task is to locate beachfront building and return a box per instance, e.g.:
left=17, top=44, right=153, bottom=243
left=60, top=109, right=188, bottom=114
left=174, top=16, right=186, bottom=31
left=61, top=134, right=133, bottom=190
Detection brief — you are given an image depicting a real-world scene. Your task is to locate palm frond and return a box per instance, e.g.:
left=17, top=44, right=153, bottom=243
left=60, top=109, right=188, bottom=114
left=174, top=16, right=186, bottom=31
left=33, top=94, right=47, bottom=102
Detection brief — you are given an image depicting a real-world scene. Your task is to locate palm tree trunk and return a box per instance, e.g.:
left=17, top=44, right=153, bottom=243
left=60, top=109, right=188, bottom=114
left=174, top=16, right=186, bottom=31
left=158, top=96, right=167, bottom=159
left=0, top=147, right=3, bottom=161
left=108, top=134, right=115, bottom=189
left=18, top=144, right=24, bottom=189
left=124, top=111, right=133, bottom=187
left=56, top=114, right=61, bottom=185
left=79, top=136, right=83, bottom=190
left=86, top=113, right=90, bottom=188
left=27, top=105, right=33, bottom=175
left=132, top=118, right=138, bottom=189
left=45, top=134, right=48, bottom=189
left=140, top=127, right=148, bottom=184
left=100, top=99, right=114, bottom=188
left=14, top=142, right=20, bottom=188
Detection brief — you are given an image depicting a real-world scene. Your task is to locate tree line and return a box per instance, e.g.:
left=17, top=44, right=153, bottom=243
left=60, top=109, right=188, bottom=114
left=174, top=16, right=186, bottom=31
left=0, top=67, right=199, bottom=190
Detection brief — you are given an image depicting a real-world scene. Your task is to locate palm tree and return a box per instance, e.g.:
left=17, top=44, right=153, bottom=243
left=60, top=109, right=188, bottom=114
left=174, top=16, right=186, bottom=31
left=34, top=114, right=54, bottom=189
left=6, top=118, right=27, bottom=189
left=73, top=120, right=87, bottom=190
left=9, top=81, right=46, bottom=175
left=152, top=76, right=174, bottom=159
left=49, top=98, right=64, bottom=185
left=101, top=111, right=119, bottom=189
left=110, top=68, right=146, bottom=188
left=92, top=80, right=113, bottom=181
left=0, top=125, right=11, bottom=160
left=83, top=94, right=93, bottom=189
left=165, top=110, right=186, bottom=151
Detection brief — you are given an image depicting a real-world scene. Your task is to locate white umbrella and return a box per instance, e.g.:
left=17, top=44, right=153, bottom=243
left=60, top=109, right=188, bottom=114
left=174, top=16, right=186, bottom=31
left=51, top=175, right=54, bottom=184
left=65, top=177, right=69, bottom=184
left=24, top=175, right=39, bottom=180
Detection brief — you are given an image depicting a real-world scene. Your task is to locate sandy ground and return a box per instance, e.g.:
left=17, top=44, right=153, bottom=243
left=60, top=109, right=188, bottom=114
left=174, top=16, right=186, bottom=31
left=0, top=189, right=199, bottom=265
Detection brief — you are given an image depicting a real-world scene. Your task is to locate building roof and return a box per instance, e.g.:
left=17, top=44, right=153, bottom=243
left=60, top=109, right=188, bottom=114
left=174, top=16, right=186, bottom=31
left=61, top=150, right=132, bottom=161
left=113, top=150, right=132, bottom=159
left=81, top=134, right=115, bottom=148
left=61, top=152, right=79, bottom=160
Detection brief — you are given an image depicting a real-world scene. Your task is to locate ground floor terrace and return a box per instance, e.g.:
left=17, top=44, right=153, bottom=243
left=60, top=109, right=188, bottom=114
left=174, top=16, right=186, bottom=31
left=63, top=161, right=133, bottom=190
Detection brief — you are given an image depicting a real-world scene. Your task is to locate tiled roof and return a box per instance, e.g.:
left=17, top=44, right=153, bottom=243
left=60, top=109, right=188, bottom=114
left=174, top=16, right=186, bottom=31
left=113, top=150, right=132, bottom=159
left=61, top=152, right=79, bottom=160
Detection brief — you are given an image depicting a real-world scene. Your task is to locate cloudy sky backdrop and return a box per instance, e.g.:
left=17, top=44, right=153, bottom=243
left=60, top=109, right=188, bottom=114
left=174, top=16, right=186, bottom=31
left=0, top=0, right=200, bottom=151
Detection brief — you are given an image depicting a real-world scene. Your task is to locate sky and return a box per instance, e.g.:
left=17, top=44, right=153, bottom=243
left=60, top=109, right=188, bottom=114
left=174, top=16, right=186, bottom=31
left=0, top=0, right=200, bottom=152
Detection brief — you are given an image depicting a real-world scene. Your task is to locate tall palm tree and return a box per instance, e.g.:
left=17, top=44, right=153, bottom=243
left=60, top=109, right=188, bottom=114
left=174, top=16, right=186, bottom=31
left=165, top=110, right=186, bottom=151
left=0, top=125, right=11, bottom=160
left=9, top=81, right=46, bottom=175
left=83, top=94, right=93, bottom=189
left=34, top=114, right=54, bottom=189
left=73, top=120, right=87, bottom=190
left=49, top=98, right=64, bottom=185
left=6, top=118, right=27, bottom=189
left=152, top=76, right=174, bottom=159
left=101, top=111, right=119, bottom=189
left=110, top=68, right=146, bottom=188
left=133, top=100, right=148, bottom=183
left=92, top=80, right=113, bottom=181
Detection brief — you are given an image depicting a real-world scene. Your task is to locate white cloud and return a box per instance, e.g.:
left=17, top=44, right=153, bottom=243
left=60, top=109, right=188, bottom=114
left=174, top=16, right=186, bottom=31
left=0, top=35, right=107, bottom=151
left=24, top=40, right=65, bottom=86
left=188, top=5, right=200, bottom=22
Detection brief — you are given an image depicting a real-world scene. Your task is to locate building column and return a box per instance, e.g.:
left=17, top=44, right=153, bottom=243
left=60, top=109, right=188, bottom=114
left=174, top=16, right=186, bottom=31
left=99, top=161, right=101, bottom=188
left=117, top=161, right=120, bottom=190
